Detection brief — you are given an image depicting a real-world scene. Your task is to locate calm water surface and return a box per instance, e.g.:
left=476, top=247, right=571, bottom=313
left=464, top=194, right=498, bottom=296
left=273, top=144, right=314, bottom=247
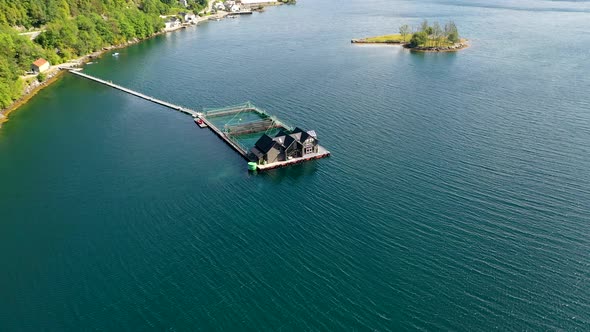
left=1, top=0, right=589, bottom=330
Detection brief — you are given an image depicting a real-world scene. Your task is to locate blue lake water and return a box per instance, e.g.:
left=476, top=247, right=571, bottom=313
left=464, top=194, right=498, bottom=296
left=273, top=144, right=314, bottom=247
left=1, top=0, right=589, bottom=329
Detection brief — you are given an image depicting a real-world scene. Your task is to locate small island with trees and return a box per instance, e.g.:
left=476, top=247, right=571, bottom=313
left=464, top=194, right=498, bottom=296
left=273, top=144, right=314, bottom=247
left=352, top=20, right=468, bottom=52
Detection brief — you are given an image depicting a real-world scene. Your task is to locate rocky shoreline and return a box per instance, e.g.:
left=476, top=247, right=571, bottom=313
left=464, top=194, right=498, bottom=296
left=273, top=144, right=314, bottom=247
left=0, top=69, right=65, bottom=125
left=351, top=38, right=404, bottom=44
left=351, top=38, right=469, bottom=52
left=405, top=41, right=469, bottom=52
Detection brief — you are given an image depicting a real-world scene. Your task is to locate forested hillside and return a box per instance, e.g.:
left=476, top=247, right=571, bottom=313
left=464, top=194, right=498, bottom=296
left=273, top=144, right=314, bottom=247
left=0, top=0, right=207, bottom=109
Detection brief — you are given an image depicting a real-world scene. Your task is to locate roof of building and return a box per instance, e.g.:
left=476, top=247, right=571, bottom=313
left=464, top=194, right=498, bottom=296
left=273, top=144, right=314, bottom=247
left=292, top=127, right=305, bottom=134
left=254, top=134, right=277, bottom=153
left=275, top=130, right=290, bottom=138
left=33, top=58, right=48, bottom=67
left=273, top=135, right=285, bottom=146
left=292, top=127, right=313, bottom=142
left=282, top=134, right=296, bottom=148
left=278, top=127, right=317, bottom=143
left=290, top=132, right=301, bottom=141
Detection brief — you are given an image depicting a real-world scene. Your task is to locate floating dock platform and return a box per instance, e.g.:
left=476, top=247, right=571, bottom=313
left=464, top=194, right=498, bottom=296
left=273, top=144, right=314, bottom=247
left=201, top=102, right=330, bottom=171
left=232, top=11, right=253, bottom=15
left=67, top=70, right=329, bottom=171
left=256, top=145, right=331, bottom=171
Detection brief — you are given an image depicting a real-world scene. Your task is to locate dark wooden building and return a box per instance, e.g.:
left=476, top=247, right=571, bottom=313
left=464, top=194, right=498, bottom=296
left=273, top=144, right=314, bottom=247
left=249, top=127, right=319, bottom=164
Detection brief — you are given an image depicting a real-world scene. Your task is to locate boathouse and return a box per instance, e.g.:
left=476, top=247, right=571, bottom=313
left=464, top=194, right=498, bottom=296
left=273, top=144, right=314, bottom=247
left=31, top=58, right=50, bottom=73
left=164, top=17, right=182, bottom=30
left=229, top=4, right=241, bottom=12
left=180, top=12, right=196, bottom=23
left=250, top=127, right=319, bottom=164
left=214, top=2, right=226, bottom=10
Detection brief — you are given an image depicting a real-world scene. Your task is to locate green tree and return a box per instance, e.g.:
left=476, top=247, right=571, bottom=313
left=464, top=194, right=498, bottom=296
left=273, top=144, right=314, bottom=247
left=0, top=0, right=176, bottom=110
left=448, top=31, right=459, bottom=43
left=409, top=31, right=428, bottom=48
left=445, top=21, right=459, bottom=43
left=0, top=81, right=14, bottom=108
left=432, top=21, right=442, bottom=46
left=420, top=20, right=429, bottom=33
left=399, top=24, right=411, bottom=42
left=28, top=0, right=48, bottom=26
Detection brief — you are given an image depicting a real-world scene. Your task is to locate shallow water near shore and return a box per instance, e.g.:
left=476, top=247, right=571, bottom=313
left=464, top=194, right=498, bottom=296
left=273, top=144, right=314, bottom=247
left=1, top=0, right=590, bottom=330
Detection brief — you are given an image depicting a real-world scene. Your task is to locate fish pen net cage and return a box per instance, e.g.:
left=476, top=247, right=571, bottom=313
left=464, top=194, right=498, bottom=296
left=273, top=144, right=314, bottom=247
left=202, top=102, right=293, bottom=150
left=203, top=101, right=259, bottom=118
left=225, top=118, right=275, bottom=136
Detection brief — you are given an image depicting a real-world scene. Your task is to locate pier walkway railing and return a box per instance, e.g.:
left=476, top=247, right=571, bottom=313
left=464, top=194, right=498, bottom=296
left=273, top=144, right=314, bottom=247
left=67, top=69, right=200, bottom=117
left=65, top=70, right=319, bottom=166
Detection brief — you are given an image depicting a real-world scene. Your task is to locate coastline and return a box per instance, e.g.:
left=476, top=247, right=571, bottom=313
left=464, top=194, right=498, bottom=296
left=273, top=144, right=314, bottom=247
left=404, top=40, right=469, bottom=52
left=0, top=11, right=232, bottom=127
left=0, top=69, right=66, bottom=125
left=351, top=38, right=469, bottom=52
left=351, top=39, right=405, bottom=45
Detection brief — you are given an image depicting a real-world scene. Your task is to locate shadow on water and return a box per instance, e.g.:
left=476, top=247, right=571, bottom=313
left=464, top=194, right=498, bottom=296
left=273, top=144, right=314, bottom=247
left=408, top=50, right=459, bottom=62
left=250, top=160, right=319, bottom=182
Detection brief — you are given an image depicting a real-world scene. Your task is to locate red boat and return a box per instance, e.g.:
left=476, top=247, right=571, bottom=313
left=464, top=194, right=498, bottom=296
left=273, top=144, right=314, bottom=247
left=194, top=117, right=207, bottom=128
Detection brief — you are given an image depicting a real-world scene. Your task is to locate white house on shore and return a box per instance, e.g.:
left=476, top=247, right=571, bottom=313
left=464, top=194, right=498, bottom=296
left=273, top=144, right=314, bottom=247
left=32, top=58, right=50, bottom=73
left=180, top=12, right=196, bottom=24
left=240, top=0, right=278, bottom=5
left=164, top=17, right=182, bottom=30
left=229, top=4, right=241, bottom=12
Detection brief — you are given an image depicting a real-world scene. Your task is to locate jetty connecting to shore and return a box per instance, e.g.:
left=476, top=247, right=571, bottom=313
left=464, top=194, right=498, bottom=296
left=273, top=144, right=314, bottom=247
left=67, top=69, right=199, bottom=117
left=66, top=69, right=330, bottom=171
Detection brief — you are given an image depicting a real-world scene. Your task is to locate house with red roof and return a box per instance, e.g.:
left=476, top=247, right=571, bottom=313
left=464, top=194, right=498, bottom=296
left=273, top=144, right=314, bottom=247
left=31, top=58, right=50, bottom=73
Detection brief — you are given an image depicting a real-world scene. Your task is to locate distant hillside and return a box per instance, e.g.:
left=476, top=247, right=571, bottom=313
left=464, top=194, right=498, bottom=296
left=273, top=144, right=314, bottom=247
left=0, top=0, right=207, bottom=109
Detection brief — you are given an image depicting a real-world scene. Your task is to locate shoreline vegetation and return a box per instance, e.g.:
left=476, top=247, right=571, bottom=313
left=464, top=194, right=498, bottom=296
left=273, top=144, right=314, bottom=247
left=0, top=0, right=293, bottom=126
left=352, top=20, right=469, bottom=52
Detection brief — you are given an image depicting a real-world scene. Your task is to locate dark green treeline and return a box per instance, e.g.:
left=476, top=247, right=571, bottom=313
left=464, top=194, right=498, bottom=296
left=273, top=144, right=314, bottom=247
left=0, top=0, right=206, bottom=108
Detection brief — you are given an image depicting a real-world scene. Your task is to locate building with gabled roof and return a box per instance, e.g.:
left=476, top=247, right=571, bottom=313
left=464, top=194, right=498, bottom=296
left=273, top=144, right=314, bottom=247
left=179, top=12, right=196, bottom=23
left=164, top=17, right=182, bottom=30
left=32, top=58, right=50, bottom=73
left=214, top=2, right=226, bottom=10
left=249, top=127, right=319, bottom=165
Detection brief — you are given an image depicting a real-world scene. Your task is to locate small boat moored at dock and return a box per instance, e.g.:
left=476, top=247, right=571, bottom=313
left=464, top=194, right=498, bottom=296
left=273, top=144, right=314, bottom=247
left=194, top=116, right=208, bottom=128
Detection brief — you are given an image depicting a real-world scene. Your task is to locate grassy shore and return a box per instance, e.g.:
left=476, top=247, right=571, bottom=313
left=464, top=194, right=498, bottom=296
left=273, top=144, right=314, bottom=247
left=357, top=34, right=410, bottom=43
left=351, top=34, right=468, bottom=52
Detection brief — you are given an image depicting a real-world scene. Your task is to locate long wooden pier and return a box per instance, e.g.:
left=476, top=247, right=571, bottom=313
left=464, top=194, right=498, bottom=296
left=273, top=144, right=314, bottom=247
left=66, top=70, right=329, bottom=170
left=66, top=69, right=250, bottom=159
left=67, top=70, right=199, bottom=117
